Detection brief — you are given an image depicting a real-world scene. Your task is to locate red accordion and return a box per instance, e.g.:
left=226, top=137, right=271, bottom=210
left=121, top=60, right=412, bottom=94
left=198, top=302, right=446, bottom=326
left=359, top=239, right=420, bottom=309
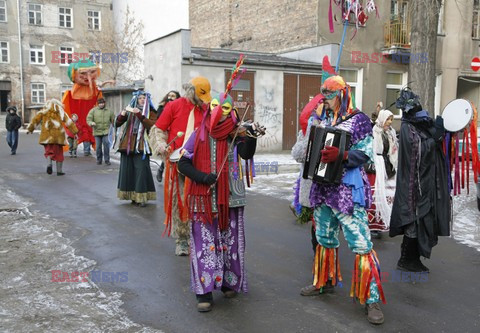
left=302, top=125, right=351, bottom=184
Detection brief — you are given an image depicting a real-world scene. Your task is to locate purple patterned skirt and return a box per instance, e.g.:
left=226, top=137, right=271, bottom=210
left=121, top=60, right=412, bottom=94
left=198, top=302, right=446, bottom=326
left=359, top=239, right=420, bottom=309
left=190, top=207, right=247, bottom=295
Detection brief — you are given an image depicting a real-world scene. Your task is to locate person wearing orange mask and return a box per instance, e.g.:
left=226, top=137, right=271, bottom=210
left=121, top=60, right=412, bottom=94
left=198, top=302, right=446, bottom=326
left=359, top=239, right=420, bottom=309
left=149, top=77, right=211, bottom=256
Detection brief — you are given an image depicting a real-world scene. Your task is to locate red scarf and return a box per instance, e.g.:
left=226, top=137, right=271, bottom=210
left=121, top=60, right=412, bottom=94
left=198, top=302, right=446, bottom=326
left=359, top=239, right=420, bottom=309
left=188, top=115, right=235, bottom=230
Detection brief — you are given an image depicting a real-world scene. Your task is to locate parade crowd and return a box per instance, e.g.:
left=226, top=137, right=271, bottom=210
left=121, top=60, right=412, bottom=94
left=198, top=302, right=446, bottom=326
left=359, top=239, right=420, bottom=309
left=5, top=57, right=452, bottom=326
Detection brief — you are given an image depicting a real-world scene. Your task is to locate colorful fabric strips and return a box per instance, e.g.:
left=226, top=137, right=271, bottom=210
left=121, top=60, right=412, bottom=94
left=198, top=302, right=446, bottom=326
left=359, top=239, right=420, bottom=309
left=350, top=250, right=386, bottom=305
left=312, top=245, right=342, bottom=290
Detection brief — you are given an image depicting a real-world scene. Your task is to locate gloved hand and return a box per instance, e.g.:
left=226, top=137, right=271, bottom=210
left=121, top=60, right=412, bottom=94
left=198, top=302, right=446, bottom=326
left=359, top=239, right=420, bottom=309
left=433, top=115, right=445, bottom=141
left=320, top=145, right=348, bottom=163
left=202, top=173, right=217, bottom=185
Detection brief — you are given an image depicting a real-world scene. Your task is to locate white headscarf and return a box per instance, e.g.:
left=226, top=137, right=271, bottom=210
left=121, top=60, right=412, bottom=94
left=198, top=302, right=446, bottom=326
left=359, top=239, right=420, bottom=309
left=373, top=109, right=398, bottom=169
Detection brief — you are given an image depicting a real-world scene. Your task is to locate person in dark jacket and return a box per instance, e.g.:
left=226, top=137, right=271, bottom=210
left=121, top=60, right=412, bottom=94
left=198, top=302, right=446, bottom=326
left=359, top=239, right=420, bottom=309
left=5, top=106, right=22, bottom=155
left=390, top=88, right=450, bottom=273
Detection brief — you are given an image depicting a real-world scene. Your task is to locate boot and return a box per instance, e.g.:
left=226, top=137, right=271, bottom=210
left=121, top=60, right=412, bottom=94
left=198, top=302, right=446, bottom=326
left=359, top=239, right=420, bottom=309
left=300, top=280, right=334, bottom=296
left=56, top=161, right=65, bottom=176
left=221, top=286, right=237, bottom=298
left=46, top=157, right=53, bottom=175
left=196, top=292, right=213, bottom=312
left=396, top=236, right=429, bottom=273
left=366, top=302, right=384, bottom=325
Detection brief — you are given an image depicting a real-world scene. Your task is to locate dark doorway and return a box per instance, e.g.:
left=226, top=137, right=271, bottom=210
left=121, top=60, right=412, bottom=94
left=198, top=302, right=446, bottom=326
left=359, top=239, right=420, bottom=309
left=0, top=90, right=9, bottom=112
left=282, top=73, right=322, bottom=150
left=224, top=70, right=255, bottom=122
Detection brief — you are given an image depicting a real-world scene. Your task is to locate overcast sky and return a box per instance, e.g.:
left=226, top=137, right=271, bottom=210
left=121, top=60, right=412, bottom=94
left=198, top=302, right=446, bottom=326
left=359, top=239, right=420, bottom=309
left=113, top=0, right=189, bottom=43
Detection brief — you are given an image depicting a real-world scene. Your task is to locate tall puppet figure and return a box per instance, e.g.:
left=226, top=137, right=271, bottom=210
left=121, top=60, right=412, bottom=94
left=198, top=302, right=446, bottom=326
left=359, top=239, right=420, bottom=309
left=62, top=60, right=103, bottom=156
left=301, top=75, right=386, bottom=325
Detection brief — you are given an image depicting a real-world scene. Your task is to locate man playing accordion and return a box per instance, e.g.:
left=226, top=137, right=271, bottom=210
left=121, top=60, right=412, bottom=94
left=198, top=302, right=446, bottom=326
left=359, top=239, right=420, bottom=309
left=300, top=75, right=386, bottom=325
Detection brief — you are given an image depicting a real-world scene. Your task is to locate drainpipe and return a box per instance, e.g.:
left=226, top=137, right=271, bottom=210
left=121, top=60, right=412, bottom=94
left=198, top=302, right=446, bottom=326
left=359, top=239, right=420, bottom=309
left=16, top=0, right=25, bottom=123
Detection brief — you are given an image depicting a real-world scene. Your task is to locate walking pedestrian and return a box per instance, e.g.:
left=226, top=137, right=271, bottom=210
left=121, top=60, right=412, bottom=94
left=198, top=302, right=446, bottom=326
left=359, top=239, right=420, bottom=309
left=149, top=77, right=211, bottom=256
left=87, top=98, right=115, bottom=165
left=115, top=91, right=157, bottom=207
left=5, top=106, right=22, bottom=155
left=27, top=99, right=78, bottom=175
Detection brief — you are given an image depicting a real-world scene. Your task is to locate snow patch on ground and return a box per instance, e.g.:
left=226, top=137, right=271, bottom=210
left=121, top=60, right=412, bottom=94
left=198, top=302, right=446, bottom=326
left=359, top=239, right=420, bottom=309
left=0, top=184, right=161, bottom=332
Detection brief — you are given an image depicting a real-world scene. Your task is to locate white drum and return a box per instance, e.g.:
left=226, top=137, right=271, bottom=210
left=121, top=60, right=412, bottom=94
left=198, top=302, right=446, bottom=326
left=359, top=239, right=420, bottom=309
left=442, top=99, right=473, bottom=132
left=169, top=148, right=182, bottom=163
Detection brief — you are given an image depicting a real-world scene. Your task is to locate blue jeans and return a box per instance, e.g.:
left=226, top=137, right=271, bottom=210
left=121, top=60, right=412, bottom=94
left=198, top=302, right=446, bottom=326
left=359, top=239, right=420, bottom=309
left=95, top=135, right=110, bottom=163
left=83, top=141, right=91, bottom=155
left=6, top=130, right=19, bottom=154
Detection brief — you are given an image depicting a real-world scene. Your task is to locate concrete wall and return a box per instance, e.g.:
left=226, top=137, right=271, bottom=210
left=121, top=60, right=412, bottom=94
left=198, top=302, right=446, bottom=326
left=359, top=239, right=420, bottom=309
left=254, top=70, right=283, bottom=152
left=0, top=0, right=113, bottom=121
left=144, top=30, right=187, bottom=106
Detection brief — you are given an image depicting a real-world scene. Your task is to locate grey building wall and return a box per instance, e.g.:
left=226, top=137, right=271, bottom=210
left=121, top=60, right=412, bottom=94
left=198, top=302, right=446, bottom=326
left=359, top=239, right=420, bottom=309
left=0, top=0, right=113, bottom=121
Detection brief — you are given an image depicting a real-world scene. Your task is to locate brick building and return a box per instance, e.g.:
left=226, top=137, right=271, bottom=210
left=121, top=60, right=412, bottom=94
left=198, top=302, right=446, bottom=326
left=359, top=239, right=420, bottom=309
left=185, top=0, right=480, bottom=150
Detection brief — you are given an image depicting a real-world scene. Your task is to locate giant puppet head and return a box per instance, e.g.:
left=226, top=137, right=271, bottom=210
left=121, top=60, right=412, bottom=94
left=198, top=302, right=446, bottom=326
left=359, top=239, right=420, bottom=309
left=68, top=59, right=101, bottom=100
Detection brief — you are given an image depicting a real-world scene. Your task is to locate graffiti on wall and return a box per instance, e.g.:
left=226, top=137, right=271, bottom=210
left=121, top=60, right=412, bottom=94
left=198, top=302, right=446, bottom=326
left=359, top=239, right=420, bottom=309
left=256, top=87, right=282, bottom=150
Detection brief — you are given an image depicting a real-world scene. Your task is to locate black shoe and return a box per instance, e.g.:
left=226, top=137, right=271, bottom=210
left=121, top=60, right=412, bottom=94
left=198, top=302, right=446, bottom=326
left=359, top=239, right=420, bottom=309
left=57, top=172, right=65, bottom=176
left=138, top=202, right=147, bottom=207
left=46, top=165, right=53, bottom=175
left=97, top=161, right=102, bottom=165
left=11, top=152, right=16, bottom=155
left=105, top=161, right=111, bottom=165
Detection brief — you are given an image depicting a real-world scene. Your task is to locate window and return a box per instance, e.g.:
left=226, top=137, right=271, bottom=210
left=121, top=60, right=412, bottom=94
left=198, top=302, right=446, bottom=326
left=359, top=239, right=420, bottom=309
left=339, top=68, right=363, bottom=109
left=59, top=7, right=73, bottom=28
left=30, top=45, right=44, bottom=65
left=87, top=10, right=101, bottom=30
left=60, top=84, right=72, bottom=99
left=31, top=83, right=46, bottom=104
left=0, top=1, right=7, bottom=22
left=386, top=72, right=407, bottom=117
left=0, top=41, right=8, bottom=63
left=474, top=0, right=480, bottom=39
left=28, top=4, right=42, bottom=25
left=59, top=46, right=74, bottom=66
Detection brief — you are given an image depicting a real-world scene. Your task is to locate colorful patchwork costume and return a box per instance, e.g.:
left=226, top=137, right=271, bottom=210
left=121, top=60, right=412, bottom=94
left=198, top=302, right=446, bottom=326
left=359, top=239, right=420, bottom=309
left=302, top=75, right=386, bottom=325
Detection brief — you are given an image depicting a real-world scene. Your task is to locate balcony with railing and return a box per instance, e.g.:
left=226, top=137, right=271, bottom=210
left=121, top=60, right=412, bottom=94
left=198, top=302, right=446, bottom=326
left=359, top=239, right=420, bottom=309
left=383, top=20, right=411, bottom=54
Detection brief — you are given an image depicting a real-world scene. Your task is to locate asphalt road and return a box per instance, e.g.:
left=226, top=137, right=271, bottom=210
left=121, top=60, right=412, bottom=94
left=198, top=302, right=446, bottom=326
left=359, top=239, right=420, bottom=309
left=1, top=132, right=479, bottom=333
